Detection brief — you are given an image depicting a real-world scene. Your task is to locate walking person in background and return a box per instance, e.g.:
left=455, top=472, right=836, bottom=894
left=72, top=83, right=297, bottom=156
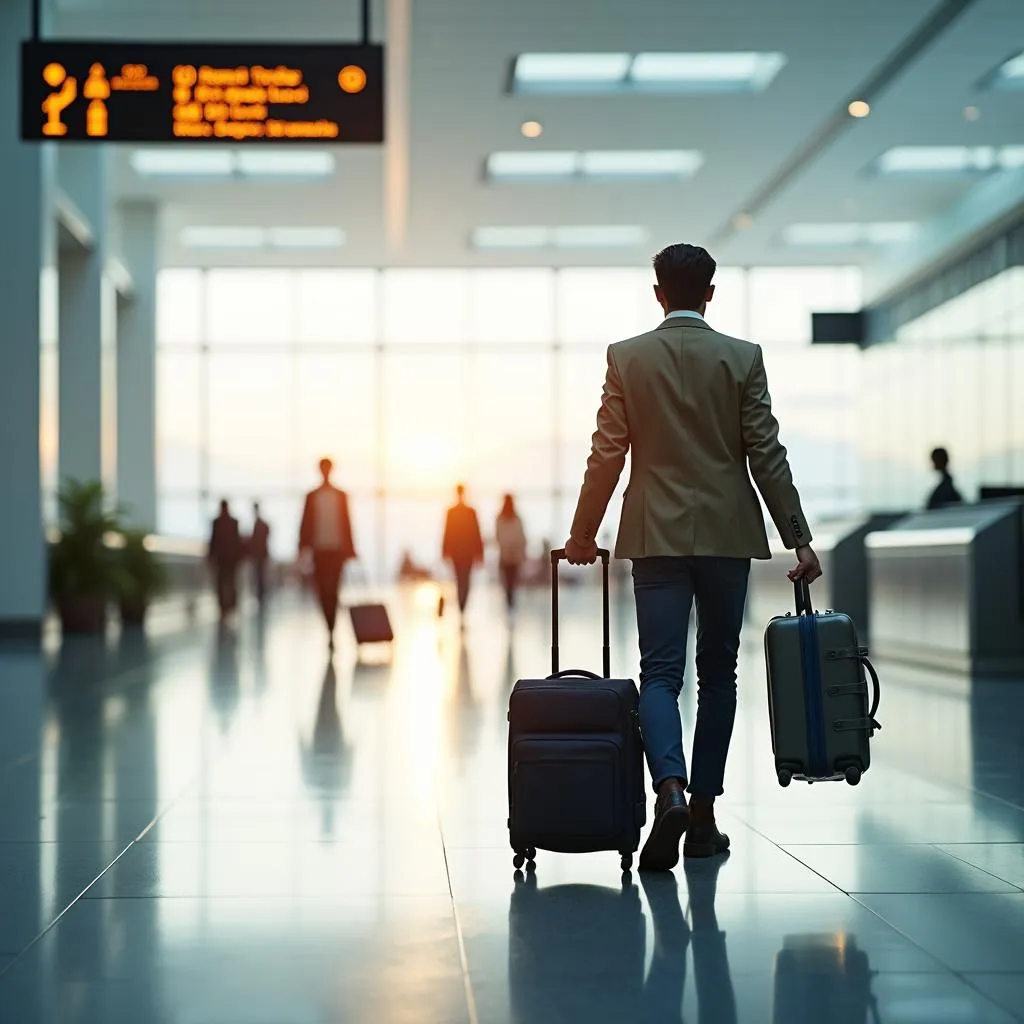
left=926, top=447, right=964, bottom=510
left=208, top=499, right=243, bottom=623
left=299, top=458, right=356, bottom=650
left=442, top=483, right=484, bottom=627
left=495, top=494, right=528, bottom=614
left=249, top=502, right=271, bottom=609
left=564, top=242, right=820, bottom=872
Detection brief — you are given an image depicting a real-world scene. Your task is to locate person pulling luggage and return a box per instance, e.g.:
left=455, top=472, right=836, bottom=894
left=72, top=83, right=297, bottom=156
left=564, top=243, right=821, bottom=871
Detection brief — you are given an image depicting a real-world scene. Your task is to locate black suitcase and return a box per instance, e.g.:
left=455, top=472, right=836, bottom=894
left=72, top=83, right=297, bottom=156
left=507, top=548, right=645, bottom=874
left=765, top=578, right=881, bottom=787
left=773, top=934, right=879, bottom=1023
left=349, top=602, right=394, bottom=645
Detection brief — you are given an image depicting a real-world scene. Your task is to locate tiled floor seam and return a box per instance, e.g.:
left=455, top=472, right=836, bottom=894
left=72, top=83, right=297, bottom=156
left=932, top=844, right=1024, bottom=891
left=0, top=838, right=140, bottom=981
left=846, top=893, right=1024, bottom=1023
left=438, top=815, right=480, bottom=1024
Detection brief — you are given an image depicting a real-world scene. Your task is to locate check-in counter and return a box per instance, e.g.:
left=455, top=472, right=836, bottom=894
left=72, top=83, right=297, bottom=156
left=866, top=501, right=1024, bottom=676
left=747, top=513, right=904, bottom=639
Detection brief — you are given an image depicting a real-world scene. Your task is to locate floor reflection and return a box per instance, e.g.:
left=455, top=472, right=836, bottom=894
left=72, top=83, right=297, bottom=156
left=298, top=660, right=351, bottom=837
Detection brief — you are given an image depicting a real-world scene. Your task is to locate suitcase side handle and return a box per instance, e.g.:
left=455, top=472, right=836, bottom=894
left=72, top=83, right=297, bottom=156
left=549, top=548, right=611, bottom=679
left=794, top=576, right=813, bottom=616
left=862, top=655, right=882, bottom=733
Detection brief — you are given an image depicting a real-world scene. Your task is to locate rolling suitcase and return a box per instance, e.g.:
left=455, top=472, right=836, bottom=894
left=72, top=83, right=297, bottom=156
left=507, top=548, right=645, bottom=874
left=348, top=602, right=394, bottom=645
left=765, top=578, right=881, bottom=787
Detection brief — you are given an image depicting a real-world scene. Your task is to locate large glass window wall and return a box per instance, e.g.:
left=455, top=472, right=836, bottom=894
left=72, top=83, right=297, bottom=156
left=157, top=266, right=862, bottom=578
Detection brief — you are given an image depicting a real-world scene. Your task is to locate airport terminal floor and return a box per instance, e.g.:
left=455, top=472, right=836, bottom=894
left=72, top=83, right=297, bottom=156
left=1, top=582, right=1024, bottom=1023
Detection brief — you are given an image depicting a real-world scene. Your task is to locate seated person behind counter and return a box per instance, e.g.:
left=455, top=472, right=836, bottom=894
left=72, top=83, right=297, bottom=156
left=927, top=447, right=964, bottom=510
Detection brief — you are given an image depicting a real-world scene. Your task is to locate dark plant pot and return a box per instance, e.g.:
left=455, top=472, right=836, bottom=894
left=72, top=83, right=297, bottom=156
left=119, top=599, right=149, bottom=627
left=58, top=594, right=108, bottom=634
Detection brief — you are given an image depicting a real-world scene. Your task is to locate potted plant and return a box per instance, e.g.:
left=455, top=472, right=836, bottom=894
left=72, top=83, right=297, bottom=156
left=48, top=479, right=125, bottom=634
left=116, top=530, right=168, bottom=627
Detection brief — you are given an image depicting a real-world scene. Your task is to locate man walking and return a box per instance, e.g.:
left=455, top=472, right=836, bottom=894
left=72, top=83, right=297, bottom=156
left=299, top=458, right=357, bottom=649
left=564, top=243, right=821, bottom=872
left=249, top=502, right=271, bottom=608
left=442, top=483, right=484, bottom=626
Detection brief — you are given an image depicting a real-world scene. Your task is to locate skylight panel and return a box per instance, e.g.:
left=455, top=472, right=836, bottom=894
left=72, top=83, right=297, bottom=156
left=486, top=152, right=579, bottom=179
left=266, top=227, right=345, bottom=248
left=236, top=151, right=335, bottom=177
left=630, top=51, right=786, bottom=92
left=514, top=53, right=630, bottom=90
left=180, top=227, right=266, bottom=248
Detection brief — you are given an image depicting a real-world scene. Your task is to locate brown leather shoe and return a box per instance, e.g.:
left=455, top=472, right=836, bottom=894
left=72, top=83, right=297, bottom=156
left=639, top=779, right=690, bottom=872
left=683, top=803, right=730, bottom=859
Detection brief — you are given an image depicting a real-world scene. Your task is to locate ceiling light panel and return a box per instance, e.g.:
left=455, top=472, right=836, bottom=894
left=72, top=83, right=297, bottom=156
left=580, top=149, right=704, bottom=177
left=266, top=227, right=345, bottom=248
left=783, top=222, right=918, bottom=246
left=236, top=151, right=335, bottom=176
left=513, top=51, right=785, bottom=94
left=984, top=50, right=1024, bottom=89
left=181, top=227, right=266, bottom=248
left=871, top=145, right=1024, bottom=174
left=487, top=149, right=703, bottom=181
left=486, top=151, right=579, bottom=179
left=630, top=51, right=786, bottom=92
left=131, top=149, right=234, bottom=176
left=514, top=53, right=631, bottom=91
left=472, top=226, right=647, bottom=250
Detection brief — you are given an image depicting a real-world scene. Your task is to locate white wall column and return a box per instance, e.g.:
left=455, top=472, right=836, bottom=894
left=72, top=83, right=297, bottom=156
left=116, top=203, right=160, bottom=530
left=58, top=146, right=116, bottom=495
left=0, top=2, right=55, bottom=635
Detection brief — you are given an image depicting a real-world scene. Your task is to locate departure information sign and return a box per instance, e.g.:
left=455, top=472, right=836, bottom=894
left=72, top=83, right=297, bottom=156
left=21, top=41, right=384, bottom=143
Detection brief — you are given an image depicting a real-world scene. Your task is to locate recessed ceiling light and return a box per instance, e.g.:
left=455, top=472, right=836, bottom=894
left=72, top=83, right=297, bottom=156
left=732, top=213, right=754, bottom=231
left=782, top=222, right=918, bottom=246
left=487, top=149, right=703, bottom=181
left=983, top=50, right=1024, bottom=90
left=236, top=151, right=335, bottom=176
left=630, top=51, right=786, bottom=92
left=131, top=150, right=234, bottom=176
left=180, top=227, right=266, bottom=248
left=520, top=120, right=544, bottom=139
left=513, top=51, right=786, bottom=94
left=963, top=105, right=981, bottom=121
left=848, top=99, right=871, bottom=118
left=266, top=227, right=345, bottom=248
left=873, top=145, right=1024, bottom=173
left=580, top=149, right=704, bottom=177
left=471, top=225, right=647, bottom=250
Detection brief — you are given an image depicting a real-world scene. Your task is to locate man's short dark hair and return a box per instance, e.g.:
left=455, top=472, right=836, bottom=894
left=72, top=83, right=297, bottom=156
left=931, top=447, right=949, bottom=469
left=652, top=243, right=717, bottom=311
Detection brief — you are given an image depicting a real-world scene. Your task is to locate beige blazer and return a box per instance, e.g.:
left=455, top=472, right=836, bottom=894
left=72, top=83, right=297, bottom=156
left=570, top=316, right=812, bottom=560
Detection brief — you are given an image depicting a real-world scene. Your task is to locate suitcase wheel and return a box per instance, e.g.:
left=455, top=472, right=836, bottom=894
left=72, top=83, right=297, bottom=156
left=513, top=852, right=525, bottom=870
left=777, top=768, right=793, bottom=788
left=512, top=848, right=537, bottom=871
left=620, top=853, right=633, bottom=873
left=844, top=766, right=862, bottom=786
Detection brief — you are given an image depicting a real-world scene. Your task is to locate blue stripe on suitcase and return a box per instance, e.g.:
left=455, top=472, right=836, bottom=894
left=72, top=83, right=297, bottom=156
left=798, top=613, right=828, bottom=777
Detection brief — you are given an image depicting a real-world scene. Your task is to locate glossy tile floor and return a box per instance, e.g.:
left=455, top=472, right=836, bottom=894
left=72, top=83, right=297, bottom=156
left=2, top=579, right=1024, bottom=1023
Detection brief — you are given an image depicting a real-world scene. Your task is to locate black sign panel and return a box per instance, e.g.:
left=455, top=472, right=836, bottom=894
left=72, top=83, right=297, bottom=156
left=21, top=41, right=384, bottom=143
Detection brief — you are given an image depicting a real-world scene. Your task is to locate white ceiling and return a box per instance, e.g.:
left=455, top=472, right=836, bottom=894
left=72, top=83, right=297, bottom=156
left=54, top=0, right=1024, bottom=276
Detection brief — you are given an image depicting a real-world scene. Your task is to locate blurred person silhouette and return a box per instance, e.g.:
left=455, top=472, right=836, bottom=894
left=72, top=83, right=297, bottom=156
left=299, top=458, right=357, bottom=650
left=397, top=549, right=431, bottom=582
left=926, top=447, right=964, bottom=510
left=299, top=661, right=351, bottom=836
left=249, top=501, right=271, bottom=608
left=442, top=483, right=484, bottom=626
left=563, top=243, right=819, bottom=872
left=495, top=493, right=528, bottom=613
left=208, top=499, right=242, bottom=622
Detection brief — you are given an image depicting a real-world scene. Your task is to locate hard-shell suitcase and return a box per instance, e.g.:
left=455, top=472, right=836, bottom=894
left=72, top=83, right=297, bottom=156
left=507, top=549, right=646, bottom=874
left=348, top=602, right=394, bottom=645
left=765, top=578, right=881, bottom=787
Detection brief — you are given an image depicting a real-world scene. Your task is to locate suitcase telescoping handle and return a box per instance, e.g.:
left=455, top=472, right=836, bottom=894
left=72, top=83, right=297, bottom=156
left=550, top=548, right=611, bottom=679
left=794, top=575, right=813, bottom=616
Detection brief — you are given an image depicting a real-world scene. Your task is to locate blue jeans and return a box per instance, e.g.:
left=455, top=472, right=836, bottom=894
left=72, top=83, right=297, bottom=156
left=632, top=556, right=751, bottom=800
